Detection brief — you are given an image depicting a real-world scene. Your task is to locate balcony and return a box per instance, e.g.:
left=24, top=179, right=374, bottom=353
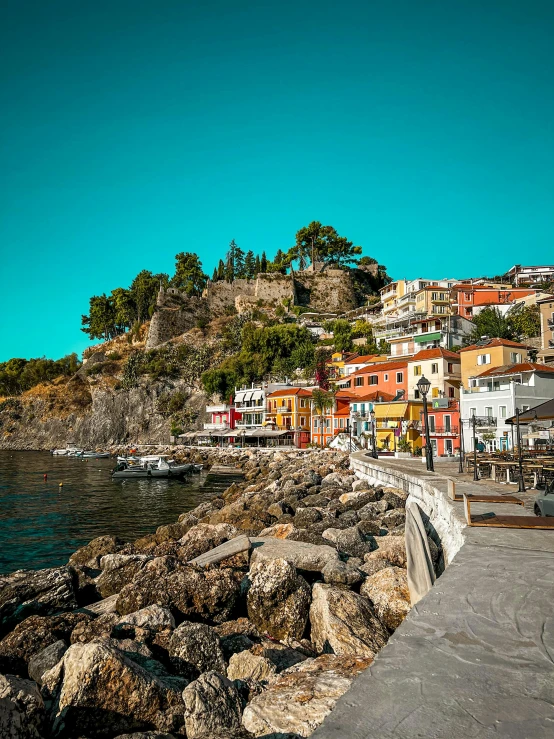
left=204, top=422, right=229, bottom=431
left=206, top=404, right=231, bottom=413
left=423, top=426, right=459, bottom=436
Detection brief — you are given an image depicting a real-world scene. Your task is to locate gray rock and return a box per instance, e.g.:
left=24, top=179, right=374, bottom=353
left=364, top=535, right=407, bottom=568
left=69, top=535, right=124, bottom=568
left=42, top=640, right=186, bottom=737
left=169, top=621, right=227, bottom=679
left=322, top=560, right=363, bottom=586
left=360, top=566, right=411, bottom=631
left=27, top=639, right=67, bottom=685
left=227, top=649, right=277, bottom=683
left=247, top=559, right=311, bottom=642
left=0, top=673, right=46, bottom=739
left=321, top=526, right=372, bottom=559
left=250, top=538, right=339, bottom=572
left=117, top=605, right=175, bottom=630
left=96, top=554, right=152, bottom=598
left=293, top=507, right=322, bottom=529
left=183, top=671, right=242, bottom=739
left=242, top=654, right=371, bottom=737
left=357, top=500, right=389, bottom=520
left=381, top=509, right=406, bottom=529
left=0, top=566, right=77, bottom=635
left=309, top=583, right=388, bottom=658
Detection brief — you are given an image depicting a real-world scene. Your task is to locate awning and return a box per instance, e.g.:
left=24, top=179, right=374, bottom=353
left=414, top=331, right=441, bottom=343
left=251, top=390, right=264, bottom=401
left=373, top=402, right=408, bottom=419
left=506, top=398, right=554, bottom=424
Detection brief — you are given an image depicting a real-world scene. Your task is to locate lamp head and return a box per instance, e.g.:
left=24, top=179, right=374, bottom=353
left=417, top=375, right=431, bottom=397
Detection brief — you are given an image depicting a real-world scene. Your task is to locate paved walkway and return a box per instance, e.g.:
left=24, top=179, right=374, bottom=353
left=313, top=456, right=554, bottom=739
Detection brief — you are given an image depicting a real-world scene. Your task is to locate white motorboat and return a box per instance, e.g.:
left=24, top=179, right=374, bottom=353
left=52, top=444, right=82, bottom=456
left=111, top=455, right=192, bottom=479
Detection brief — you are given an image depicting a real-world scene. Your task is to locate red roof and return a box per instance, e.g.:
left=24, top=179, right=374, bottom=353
left=459, top=338, right=532, bottom=353
left=409, top=348, right=460, bottom=362
left=343, top=354, right=382, bottom=365
left=267, top=388, right=313, bottom=398
left=355, top=390, right=396, bottom=402
left=473, top=363, right=554, bottom=379
left=350, top=360, right=408, bottom=377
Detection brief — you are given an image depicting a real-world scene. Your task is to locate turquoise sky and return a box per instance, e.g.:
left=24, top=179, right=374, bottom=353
left=1, top=0, right=553, bottom=361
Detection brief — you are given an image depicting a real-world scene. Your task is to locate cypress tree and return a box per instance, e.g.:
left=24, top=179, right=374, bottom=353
left=244, top=250, right=256, bottom=279
left=260, top=251, right=268, bottom=273
left=255, top=254, right=261, bottom=274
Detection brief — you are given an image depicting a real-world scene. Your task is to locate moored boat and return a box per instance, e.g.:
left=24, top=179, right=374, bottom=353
left=111, top=456, right=192, bottom=479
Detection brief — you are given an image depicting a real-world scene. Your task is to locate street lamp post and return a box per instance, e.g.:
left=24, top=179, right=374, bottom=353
left=515, top=407, right=525, bottom=492
left=417, top=376, right=434, bottom=472
left=472, top=413, right=479, bottom=481
left=458, top=418, right=465, bottom=474
left=370, top=410, right=378, bottom=459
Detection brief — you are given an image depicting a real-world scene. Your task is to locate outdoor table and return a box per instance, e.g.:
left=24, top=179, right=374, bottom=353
left=489, top=461, right=520, bottom=484
left=522, top=464, right=544, bottom=489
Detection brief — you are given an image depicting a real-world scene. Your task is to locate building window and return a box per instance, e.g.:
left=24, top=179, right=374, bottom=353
left=499, top=406, right=507, bottom=418
left=300, top=417, right=305, bottom=426
left=470, top=407, right=477, bottom=417
left=522, top=405, right=530, bottom=412
left=444, top=415, right=451, bottom=431
left=477, top=354, right=491, bottom=365
left=432, top=387, right=439, bottom=398
left=334, top=419, right=338, bottom=428
left=414, top=390, right=420, bottom=399
left=314, top=418, right=319, bottom=429
left=396, top=372, right=403, bottom=383
left=428, top=416, right=435, bottom=432
left=445, top=439, right=453, bottom=454
left=355, top=377, right=364, bottom=387
left=370, top=375, right=378, bottom=385
left=352, top=404, right=357, bottom=411
left=339, top=419, right=344, bottom=428
left=448, top=387, right=455, bottom=398
left=510, top=352, right=521, bottom=364
left=300, top=398, right=306, bottom=408
left=414, top=366, right=421, bottom=376
left=447, top=362, right=454, bottom=373
left=485, top=407, right=493, bottom=418
left=384, top=374, right=388, bottom=381
left=431, top=363, right=438, bottom=374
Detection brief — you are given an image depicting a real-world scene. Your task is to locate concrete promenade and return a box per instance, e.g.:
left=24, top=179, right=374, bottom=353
left=314, top=455, right=554, bottom=739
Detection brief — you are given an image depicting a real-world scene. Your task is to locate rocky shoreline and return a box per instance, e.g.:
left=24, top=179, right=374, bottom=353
left=0, top=449, right=438, bottom=738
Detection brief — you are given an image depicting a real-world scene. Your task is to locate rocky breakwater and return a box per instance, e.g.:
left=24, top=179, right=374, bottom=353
left=0, top=449, right=440, bottom=738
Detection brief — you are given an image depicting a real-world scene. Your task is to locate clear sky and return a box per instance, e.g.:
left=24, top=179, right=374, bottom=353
left=1, top=0, right=553, bottom=361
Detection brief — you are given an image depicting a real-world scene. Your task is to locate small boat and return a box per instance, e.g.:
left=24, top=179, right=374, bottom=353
left=76, top=451, right=111, bottom=459
left=111, top=456, right=192, bottom=479
left=52, top=444, right=82, bottom=456
left=191, top=463, right=203, bottom=473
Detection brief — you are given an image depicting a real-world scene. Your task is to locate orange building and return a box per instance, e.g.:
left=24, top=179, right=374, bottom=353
left=311, top=390, right=353, bottom=447
left=266, top=387, right=312, bottom=448
left=341, top=360, right=408, bottom=399
left=452, top=284, right=536, bottom=319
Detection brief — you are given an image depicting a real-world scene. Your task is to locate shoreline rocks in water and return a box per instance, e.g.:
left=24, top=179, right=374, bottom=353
left=0, top=449, right=437, bottom=738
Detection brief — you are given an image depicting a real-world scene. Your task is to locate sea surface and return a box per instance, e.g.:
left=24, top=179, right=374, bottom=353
left=0, top=450, right=222, bottom=574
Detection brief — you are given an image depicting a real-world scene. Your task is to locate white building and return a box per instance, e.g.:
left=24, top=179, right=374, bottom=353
left=406, top=348, right=462, bottom=400
left=460, top=363, right=554, bottom=452
left=505, top=264, right=554, bottom=286
left=234, top=383, right=290, bottom=429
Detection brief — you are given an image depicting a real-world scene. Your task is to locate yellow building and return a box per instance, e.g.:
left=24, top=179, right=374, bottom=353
left=414, top=286, right=452, bottom=317
left=379, top=280, right=407, bottom=317
left=459, top=338, right=532, bottom=389
left=326, top=351, right=359, bottom=379
left=372, top=399, right=423, bottom=452
left=266, top=388, right=313, bottom=448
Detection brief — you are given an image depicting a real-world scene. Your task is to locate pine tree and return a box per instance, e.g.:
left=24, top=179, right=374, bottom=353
left=255, top=254, right=261, bottom=275
left=225, top=240, right=237, bottom=282
left=260, top=251, right=268, bottom=273
left=244, top=250, right=256, bottom=279
left=212, top=267, right=218, bottom=282
left=216, top=259, right=226, bottom=281
left=234, top=244, right=246, bottom=279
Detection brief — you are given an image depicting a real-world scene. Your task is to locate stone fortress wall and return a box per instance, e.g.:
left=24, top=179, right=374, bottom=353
left=146, top=268, right=361, bottom=348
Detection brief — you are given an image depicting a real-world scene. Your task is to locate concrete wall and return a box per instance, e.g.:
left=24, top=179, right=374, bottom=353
left=350, top=453, right=466, bottom=565
left=294, top=270, right=357, bottom=313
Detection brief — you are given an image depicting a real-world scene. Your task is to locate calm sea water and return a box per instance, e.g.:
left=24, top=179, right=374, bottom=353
left=0, top=451, right=221, bottom=574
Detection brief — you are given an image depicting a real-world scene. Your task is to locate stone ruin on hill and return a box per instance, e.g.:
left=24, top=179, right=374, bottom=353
left=146, top=266, right=378, bottom=349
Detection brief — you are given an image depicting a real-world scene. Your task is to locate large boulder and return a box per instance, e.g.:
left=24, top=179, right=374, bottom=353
left=309, top=583, right=388, bottom=658
left=183, top=671, right=242, bottom=739
left=247, top=559, right=311, bottom=642
left=321, top=526, right=371, bottom=559
left=168, top=622, right=227, bottom=679
left=227, top=649, right=277, bottom=683
left=364, top=535, right=407, bottom=568
left=242, top=654, right=372, bottom=737
left=0, top=612, right=91, bottom=676
left=360, top=566, right=411, bottom=631
left=116, top=559, right=241, bottom=624
left=96, top=555, right=152, bottom=598
left=178, top=523, right=239, bottom=562
left=42, top=640, right=187, bottom=737
left=117, top=605, right=175, bottom=631
left=69, top=535, right=125, bottom=568
left=214, top=619, right=261, bottom=661
left=28, top=640, right=68, bottom=685
left=0, top=567, right=78, bottom=635
left=0, top=673, right=46, bottom=739
left=249, top=538, right=339, bottom=572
